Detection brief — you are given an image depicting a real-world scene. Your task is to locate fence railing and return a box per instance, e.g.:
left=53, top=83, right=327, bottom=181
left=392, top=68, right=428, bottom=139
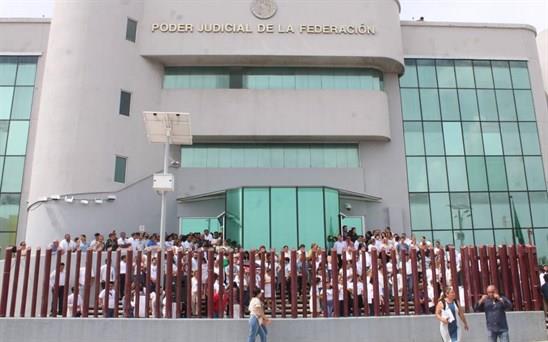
left=0, top=244, right=542, bottom=318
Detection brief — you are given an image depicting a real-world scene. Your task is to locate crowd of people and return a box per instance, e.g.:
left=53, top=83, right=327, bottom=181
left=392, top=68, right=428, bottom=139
left=28, top=226, right=547, bottom=322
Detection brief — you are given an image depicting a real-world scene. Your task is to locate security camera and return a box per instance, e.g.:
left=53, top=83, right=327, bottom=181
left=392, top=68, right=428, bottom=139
left=345, top=203, right=352, bottom=211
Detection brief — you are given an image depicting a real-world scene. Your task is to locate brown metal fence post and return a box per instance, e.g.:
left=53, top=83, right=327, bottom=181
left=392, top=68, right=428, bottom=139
left=360, top=250, right=368, bottom=316
left=321, top=250, right=328, bottom=318
left=30, top=248, right=41, bottom=317
left=260, top=251, right=265, bottom=296
left=94, top=250, right=102, bottom=317
left=517, top=245, right=532, bottom=310
left=228, top=251, right=234, bottom=318
left=218, top=250, right=224, bottom=319
left=487, top=246, right=499, bottom=291
left=527, top=246, right=541, bottom=311
left=207, top=249, right=214, bottom=318
left=269, top=250, right=276, bottom=318
left=341, top=250, right=348, bottom=317
left=330, top=249, right=339, bottom=317
left=165, top=250, right=174, bottom=318
left=124, top=249, right=133, bottom=318
left=52, top=250, right=62, bottom=317
left=280, top=251, right=286, bottom=318
left=113, top=250, right=121, bottom=318
left=429, top=247, right=438, bottom=307
left=371, top=248, right=380, bottom=316
left=479, top=246, right=489, bottom=292
left=72, top=250, right=82, bottom=318
left=419, top=249, right=428, bottom=316
left=0, top=248, right=13, bottom=317
left=498, top=246, right=511, bottom=299
left=508, top=245, right=521, bottom=311
left=145, top=250, right=152, bottom=318
left=238, top=251, right=244, bottom=318
left=401, top=249, right=409, bottom=315
left=104, top=250, right=112, bottom=318
left=469, top=247, right=481, bottom=305
left=301, top=252, right=308, bottom=318
left=391, top=251, right=400, bottom=315
left=410, top=248, right=420, bottom=315
left=154, top=251, right=162, bottom=318
left=311, top=251, right=318, bottom=318
left=249, top=249, right=256, bottom=300
left=61, top=251, right=71, bottom=317
left=186, top=251, right=192, bottom=318
left=438, top=248, right=447, bottom=290
left=461, top=247, right=471, bottom=312
left=134, top=251, right=142, bottom=318
left=82, top=251, right=93, bottom=317
left=351, top=250, right=359, bottom=317
left=40, top=249, right=52, bottom=317
left=381, top=251, right=390, bottom=316
left=290, top=249, right=297, bottom=318
left=175, top=250, right=182, bottom=318
left=449, top=247, right=458, bottom=302
left=9, top=248, right=21, bottom=317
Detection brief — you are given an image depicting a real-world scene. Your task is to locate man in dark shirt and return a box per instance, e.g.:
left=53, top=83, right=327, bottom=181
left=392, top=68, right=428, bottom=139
left=542, top=274, right=548, bottom=315
left=475, top=285, right=512, bottom=342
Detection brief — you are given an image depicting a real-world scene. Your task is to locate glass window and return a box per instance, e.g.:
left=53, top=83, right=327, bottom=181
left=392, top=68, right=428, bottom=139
left=324, top=188, right=340, bottom=243
left=404, top=122, right=424, bottom=155
left=430, top=193, right=452, bottom=229
left=15, top=60, right=37, bottom=86
left=427, top=157, right=448, bottom=191
left=481, top=123, right=503, bottom=155
left=491, top=61, right=512, bottom=89
left=454, top=60, right=475, bottom=88
left=10, top=87, right=33, bottom=119
left=533, top=229, right=548, bottom=263
left=519, top=122, right=541, bottom=155
left=0, top=194, right=20, bottom=232
left=462, top=122, right=484, bottom=155
left=6, top=121, right=29, bottom=155
left=419, top=89, right=441, bottom=120
left=500, top=123, right=522, bottom=155
left=413, top=231, right=433, bottom=242
left=401, top=88, right=421, bottom=120
left=400, top=60, right=418, bottom=87
left=126, top=18, right=138, bottom=42
left=490, top=193, right=511, bottom=228
left=114, top=155, right=127, bottom=183
left=270, top=188, right=298, bottom=250
left=466, top=157, right=488, bottom=191
left=443, top=122, right=464, bottom=155
left=514, top=90, right=535, bottom=121
left=423, top=122, right=445, bottom=155
left=470, top=193, right=493, bottom=228
left=436, top=60, right=456, bottom=88
left=485, top=157, right=508, bottom=191
left=433, top=230, right=455, bottom=246
left=0, top=232, right=16, bottom=252
left=297, top=188, right=325, bottom=248
left=226, top=188, right=243, bottom=246
left=458, top=89, right=480, bottom=121
left=205, top=147, right=220, bottom=168
left=454, top=230, right=474, bottom=249
left=505, top=157, right=527, bottom=191
left=477, top=90, right=498, bottom=121
left=530, top=192, right=548, bottom=227
left=474, top=230, right=494, bottom=245
left=119, top=90, right=131, bottom=116
left=1, top=156, right=25, bottom=192
left=407, top=157, right=428, bottom=192
left=495, top=90, right=516, bottom=121
left=494, top=229, right=514, bottom=246
left=447, top=157, right=468, bottom=191
left=473, top=60, right=494, bottom=88
left=524, top=156, right=546, bottom=190
left=510, top=192, right=533, bottom=228
left=410, top=193, right=431, bottom=229
left=450, top=193, right=472, bottom=229
left=0, top=87, right=14, bottom=119
left=416, top=60, right=437, bottom=87
left=0, top=57, right=17, bottom=85
left=180, top=218, right=221, bottom=235
left=509, top=61, right=530, bottom=89
left=0, top=121, right=8, bottom=154
left=439, top=89, right=460, bottom=120
left=243, top=188, right=270, bottom=249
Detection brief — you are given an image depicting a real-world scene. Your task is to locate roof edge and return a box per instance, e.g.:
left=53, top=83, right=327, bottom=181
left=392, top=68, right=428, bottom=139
left=0, top=18, right=51, bottom=24
left=400, top=20, right=537, bottom=37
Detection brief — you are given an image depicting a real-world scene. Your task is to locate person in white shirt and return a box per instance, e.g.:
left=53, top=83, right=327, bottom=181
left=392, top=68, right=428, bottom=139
left=120, top=255, right=127, bottom=299
left=48, top=240, right=64, bottom=255
left=117, top=232, right=132, bottom=249
left=191, top=271, right=200, bottom=316
left=79, top=264, right=95, bottom=296
left=131, top=233, right=145, bottom=252
left=99, top=282, right=116, bottom=318
left=100, top=261, right=115, bottom=289
left=67, top=287, right=83, bottom=317
left=333, top=235, right=347, bottom=267
left=49, top=262, right=65, bottom=316
left=203, top=229, right=213, bottom=242
left=59, top=234, right=77, bottom=252
left=248, top=288, right=269, bottom=342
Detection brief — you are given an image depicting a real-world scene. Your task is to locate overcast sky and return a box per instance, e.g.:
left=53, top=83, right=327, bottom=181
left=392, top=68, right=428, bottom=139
left=0, top=0, right=547, bottom=32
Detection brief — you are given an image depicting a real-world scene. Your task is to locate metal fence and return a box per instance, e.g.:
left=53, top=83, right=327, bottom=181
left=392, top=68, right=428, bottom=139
left=0, top=245, right=542, bottom=318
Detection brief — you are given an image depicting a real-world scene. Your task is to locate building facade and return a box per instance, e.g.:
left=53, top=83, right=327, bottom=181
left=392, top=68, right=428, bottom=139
left=0, top=0, right=547, bottom=259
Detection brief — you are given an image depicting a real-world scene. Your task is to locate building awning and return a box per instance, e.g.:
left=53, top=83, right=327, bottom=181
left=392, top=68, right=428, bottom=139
left=177, top=187, right=381, bottom=203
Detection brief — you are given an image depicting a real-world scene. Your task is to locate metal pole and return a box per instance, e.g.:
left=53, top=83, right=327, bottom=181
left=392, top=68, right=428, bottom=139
left=160, top=141, right=169, bottom=250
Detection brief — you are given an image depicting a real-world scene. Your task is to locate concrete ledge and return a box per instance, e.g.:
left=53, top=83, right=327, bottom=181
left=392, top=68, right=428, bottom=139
left=0, top=312, right=545, bottom=342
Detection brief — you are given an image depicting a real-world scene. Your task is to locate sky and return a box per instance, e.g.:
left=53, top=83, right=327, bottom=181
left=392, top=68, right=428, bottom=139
left=0, top=0, right=547, bottom=32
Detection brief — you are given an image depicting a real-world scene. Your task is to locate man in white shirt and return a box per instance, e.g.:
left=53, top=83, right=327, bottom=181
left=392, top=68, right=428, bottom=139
left=117, top=231, right=132, bottom=249
left=203, top=229, right=213, bottom=242
left=48, top=240, right=64, bottom=255
left=100, top=260, right=115, bottom=289
left=59, top=234, right=77, bottom=252
left=49, top=262, right=66, bottom=316
left=99, top=282, right=116, bottom=317
left=67, top=287, right=83, bottom=317
left=333, top=235, right=347, bottom=267
left=131, top=233, right=146, bottom=252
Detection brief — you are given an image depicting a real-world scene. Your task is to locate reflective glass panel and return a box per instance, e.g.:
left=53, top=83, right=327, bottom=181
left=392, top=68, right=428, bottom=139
left=324, top=188, right=340, bottom=243
left=439, top=89, right=460, bottom=120
left=514, top=90, right=535, bottom=121
left=436, top=60, right=456, bottom=88
left=491, top=61, right=512, bottom=89
left=462, top=122, right=484, bottom=155
left=0, top=57, right=17, bottom=85
left=509, top=61, right=530, bottom=89
left=270, top=188, right=297, bottom=250
left=419, top=89, right=441, bottom=120
left=401, top=88, right=421, bottom=120
left=530, top=192, right=548, bottom=227
left=519, top=122, right=541, bottom=155
left=404, top=122, right=424, bottom=155
left=524, top=156, right=546, bottom=190
left=410, top=193, right=431, bottom=229
left=407, top=157, right=428, bottom=192
left=447, top=157, right=468, bottom=191
left=470, top=193, right=493, bottom=228
left=505, top=157, right=527, bottom=191
left=510, top=192, right=533, bottom=228
left=0, top=121, right=8, bottom=154
left=490, top=193, right=511, bottom=228
left=495, top=90, right=517, bottom=121
left=0, top=87, right=14, bottom=119
left=450, top=193, right=472, bottom=229
left=423, top=122, right=445, bottom=155
left=114, top=156, right=126, bottom=183
left=486, top=157, right=508, bottom=191
left=5, top=121, right=29, bottom=155
left=1, top=156, right=25, bottom=192
left=494, top=229, right=514, bottom=246
left=427, top=157, right=448, bottom=191
left=533, top=230, right=548, bottom=263
left=417, top=59, right=437, bottom=87
left=443, top=122, right=464, bottom=155
left=473, top=60, right=494, bottom=88
left=297, top=188, right=325, bottom=248
left=454, top=230, right=474, bottom=249
left=482, top=123, right=503, bottom=155
left=400, top=60, right=418, bottom=87
left=474, top=230, right=494, bottom=245
left=454, top=60, right=475, bottom=88
left=15, top=61, right=37, bottom=86
left=500, top=123, right=522, bottom=155
left=430, top=193, right=452, bottom=229
left=458, top=89, right=480, bottom=121
left=0, top=194, right=20, bottom=232
left=10, top=87, right=33, bottom=119
left=180, top=218, right=221, bottom=235
left=466, top=157, right=488, bottom=191
left=477, top=90, right=498, bottom=121
left=226, top=188, right=243, bottom=246
left=243, top=188, right=270, bottom=249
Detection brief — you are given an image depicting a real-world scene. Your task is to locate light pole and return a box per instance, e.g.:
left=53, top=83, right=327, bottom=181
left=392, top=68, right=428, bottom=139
left=143, top=112, right=192, bottom=249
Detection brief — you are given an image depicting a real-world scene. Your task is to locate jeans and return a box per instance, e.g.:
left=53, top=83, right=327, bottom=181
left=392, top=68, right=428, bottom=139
left=487, top=330, right=510, bottom=342
left=248, top=315, right=267, bottom=342
left=326, top=300, right=334, bottom=317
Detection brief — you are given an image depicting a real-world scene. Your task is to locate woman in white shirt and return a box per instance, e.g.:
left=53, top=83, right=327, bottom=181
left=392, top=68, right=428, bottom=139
left=248, top=288, right=269, bottom=342
left=435, top=286, right=469, bottom=342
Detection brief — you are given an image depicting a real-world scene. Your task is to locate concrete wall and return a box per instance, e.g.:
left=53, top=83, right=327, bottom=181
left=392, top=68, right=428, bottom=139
left=0, top=313, right=545, bottom=342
